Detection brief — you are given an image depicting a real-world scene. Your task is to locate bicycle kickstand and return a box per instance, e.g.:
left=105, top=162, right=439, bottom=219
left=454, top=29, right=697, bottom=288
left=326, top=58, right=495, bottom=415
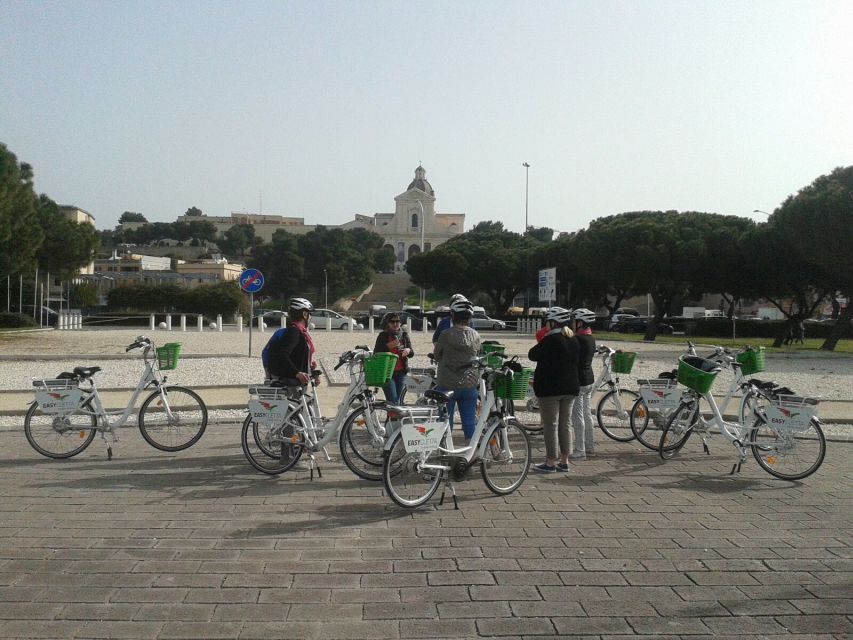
left=702, top=438, right=710, bottom=455
left=307, top=454, right=322, bottom=480
left=99, top=425, right=117, bottom=460
left=730, top=443, right=746, bottom=474
left=438, top=482, right=459, bottom=510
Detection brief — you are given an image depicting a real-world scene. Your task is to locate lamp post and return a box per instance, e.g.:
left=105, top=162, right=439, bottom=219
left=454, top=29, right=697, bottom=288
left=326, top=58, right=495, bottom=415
left=323, top=268, right=328, bottom=309
left=522, top=162, right=530, bottom=233
left=753, top=209, right=771, bottom=218
left=417, top=200, right=425, bottom=311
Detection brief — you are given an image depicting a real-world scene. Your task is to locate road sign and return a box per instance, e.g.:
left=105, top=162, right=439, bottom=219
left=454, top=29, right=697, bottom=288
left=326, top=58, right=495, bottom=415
left=239, top=269, right=264, bottom=293
left=538, top=267, right=556, bottom=304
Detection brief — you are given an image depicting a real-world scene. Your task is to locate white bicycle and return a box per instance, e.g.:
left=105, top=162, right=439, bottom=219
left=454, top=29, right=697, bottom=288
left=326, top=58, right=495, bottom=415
left=381, top=357, right=531, bottom=509
left=26, top=336, right=207, bottom=460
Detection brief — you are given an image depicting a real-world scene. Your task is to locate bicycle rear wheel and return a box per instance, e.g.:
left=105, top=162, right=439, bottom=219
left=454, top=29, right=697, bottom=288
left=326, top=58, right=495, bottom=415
left=750, top=416, right=826, bottom=481
left=630, top=397, right=667, bottom=451
left=481, top=418, right=530, bottom=495
left=338, top=404, right=393, bottom=481
left=138, top=386, right=208, bottom=452
left=382, top=432, right=444, bottom=508
left=596, top=388, right=640, bottom=442
left=24, top=401, right=97, bottom=459
left=659, top=400, right=699, bottom=460
left=242, top=413, right=305, bottom=475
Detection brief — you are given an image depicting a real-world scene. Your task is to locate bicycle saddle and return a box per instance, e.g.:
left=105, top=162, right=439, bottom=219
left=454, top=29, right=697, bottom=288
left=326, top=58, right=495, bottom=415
left=749, top=378, right=778, bottom=390
left=657, top=370, right=677, bottom=380
left=269, top=377, right=303, bottom=388
left=424, top=389, right=453, bottom=404
left=58, top=367, right=102, bottom=380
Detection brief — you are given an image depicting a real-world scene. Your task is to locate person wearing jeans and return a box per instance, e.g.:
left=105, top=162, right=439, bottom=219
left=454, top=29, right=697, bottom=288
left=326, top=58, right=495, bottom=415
left=570, top=308, right=598, bottom=459
left=374, top=312, right=414, bottom=405
left=529, top=307, right=579, bottom=472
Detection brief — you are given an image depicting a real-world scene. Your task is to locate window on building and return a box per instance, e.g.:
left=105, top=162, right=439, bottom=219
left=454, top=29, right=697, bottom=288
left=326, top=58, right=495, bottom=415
left=411, top=213, right=418, bottom=229
left=424, top=242, right=431, bottom=252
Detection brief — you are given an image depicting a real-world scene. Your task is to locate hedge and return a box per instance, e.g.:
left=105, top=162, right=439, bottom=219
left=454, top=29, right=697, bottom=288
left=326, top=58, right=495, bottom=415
left=0, top=312, right=39, bottom=329
left=107, top=282, right=248, bottom=318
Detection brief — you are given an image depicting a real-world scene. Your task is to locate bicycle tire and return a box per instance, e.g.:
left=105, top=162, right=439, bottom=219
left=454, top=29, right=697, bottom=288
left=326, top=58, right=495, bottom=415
left=338, top=404, right=392, bottom=481
left=629, top=397, right=671, bottom=451
left=481, top=417, right=530, bottom=495
left=659, top=400, right=699, bottom=460
left=750, top=416, right=826, bottom=481
left=24, top=400, right=97, bottom=459
left=382, top=432, right=444, bottom=508
left=138, top=386, right=208, bottom=452
left=242, top=413, right=305, bottom=475
left=596, top=388, right=640, bottom=442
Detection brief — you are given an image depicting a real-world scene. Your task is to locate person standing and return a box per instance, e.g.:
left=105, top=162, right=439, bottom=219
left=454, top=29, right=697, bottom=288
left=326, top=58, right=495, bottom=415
left=265, top=297, right=318, bottom=386
left=570, top=308, right=597, bottom=459
left=434, top=298, right=481, bottom=445
left=374, top=312, right=414, bottom=404
left=432, top=293, right=468, bottom=344
left=529, top=307, right=578, bottom=472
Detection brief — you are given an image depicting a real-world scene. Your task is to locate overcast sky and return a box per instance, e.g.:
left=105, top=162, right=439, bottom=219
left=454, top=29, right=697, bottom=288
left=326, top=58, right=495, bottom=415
left=2, top=0, right=850, bottom=233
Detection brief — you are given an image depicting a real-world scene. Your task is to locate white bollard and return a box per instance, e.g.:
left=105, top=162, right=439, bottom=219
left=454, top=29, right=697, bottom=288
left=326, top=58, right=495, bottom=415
left=368, top=316, right=374, bottom=334
left=75, top=312, right=82, bottom=329
left=217, top=315, right=223, bottom=332
left=257, top=315, right=265, bottom=333
left=422, top=319, right=428, bottom=334
left=180, top=314, right=186, bottom=331
left=166, top=314, right=172, bottom=331
left=348, top=319, right=353, bottom=333
left=280, top=314, right=286, bottom=328
left=197, top=314, right=204, bottom=332
left=238, top=316, right=244, bottom=332
left=58, top=313, right=65, bottom=330
left=326, top=317, right=332, bottom=332
left=406, top=319, right=413, bottom=334
left=150, top=314, right=156, bottom=331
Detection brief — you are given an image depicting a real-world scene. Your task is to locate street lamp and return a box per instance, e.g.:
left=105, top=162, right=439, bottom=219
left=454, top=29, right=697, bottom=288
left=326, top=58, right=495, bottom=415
left=323, top=269, right=328, bottom=309
left=753, top=209, right=771, bottom=217
left=416, top=200, right=425, bottom=311
left=522, top=162, right=530, bottom=233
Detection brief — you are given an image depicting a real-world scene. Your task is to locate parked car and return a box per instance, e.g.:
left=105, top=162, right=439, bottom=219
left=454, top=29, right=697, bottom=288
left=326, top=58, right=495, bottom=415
left=469, top=312, right=507, bottom=331
left=398, top=311, right=432, bottom=331
left=607, top=313, right=637, bottom=331
left=312, top=308, right=361, bottom=330
left=613, top=316, right=674, bottom=334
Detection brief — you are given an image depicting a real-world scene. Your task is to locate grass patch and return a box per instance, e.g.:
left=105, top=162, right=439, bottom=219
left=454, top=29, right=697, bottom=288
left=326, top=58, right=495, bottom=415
left=606, top=333, right=853, bottom=354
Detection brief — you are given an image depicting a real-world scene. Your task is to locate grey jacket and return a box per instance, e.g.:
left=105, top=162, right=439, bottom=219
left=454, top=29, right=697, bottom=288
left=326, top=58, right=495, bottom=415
left=435, top=325, right=482, bottom=389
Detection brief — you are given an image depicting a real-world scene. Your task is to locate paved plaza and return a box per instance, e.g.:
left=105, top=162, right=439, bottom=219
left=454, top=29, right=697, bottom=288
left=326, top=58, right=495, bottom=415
left=1, top=418, right=851, bottom=639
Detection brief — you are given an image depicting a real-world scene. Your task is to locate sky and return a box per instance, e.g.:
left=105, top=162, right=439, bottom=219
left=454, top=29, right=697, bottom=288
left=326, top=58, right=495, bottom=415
left=2, top=0, right=851, bottom=234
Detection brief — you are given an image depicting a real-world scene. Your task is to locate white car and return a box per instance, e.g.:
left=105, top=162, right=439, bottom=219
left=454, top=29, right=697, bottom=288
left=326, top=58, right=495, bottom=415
left=608, top=313, right=636, bottom=331
left=312, top=308, right=361, bottom=330
left=469, top=312, right=506, bottom=331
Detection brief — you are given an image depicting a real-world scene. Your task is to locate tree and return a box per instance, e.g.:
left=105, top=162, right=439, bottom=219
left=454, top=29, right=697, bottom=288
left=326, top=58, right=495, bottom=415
left=0, top=143, right=43, bottom=276
left=218, top=224, right=256, bottom=256
left=34, top=195, right=100, bottom=279
left=119, top=211, right=147, bottom=223
left=248, top=230, right=305, bottom=301
left=770, top=166, right=853, bottom=350
left=184, top=206, right=203, bottom=217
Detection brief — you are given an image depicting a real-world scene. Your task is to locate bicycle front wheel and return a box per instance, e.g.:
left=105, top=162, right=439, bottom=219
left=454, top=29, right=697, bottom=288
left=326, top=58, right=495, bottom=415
left=382, top=432, right=444, bottom=508
left=338, top=403, right=392, bottom=481
left=242, top=413, right=305, bottom=475
left=659, top=400, right=699, bottom=460
left=596, top=388, right=640, bottom=442
left=138, top=386, right=208, bottom=451
left=24, top=401, right=97, bottom=459
left=750, top=416, right=826, bottom=481
left=481, top=418, right=530, bottom=495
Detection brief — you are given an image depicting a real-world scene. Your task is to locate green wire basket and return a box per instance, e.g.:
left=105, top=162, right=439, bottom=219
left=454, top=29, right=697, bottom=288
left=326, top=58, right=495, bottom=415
left=363, top=353, right=398, bottom=386
left=155, top=343, right=182, bottom=370
left=736, top=347, right=766, bottom=376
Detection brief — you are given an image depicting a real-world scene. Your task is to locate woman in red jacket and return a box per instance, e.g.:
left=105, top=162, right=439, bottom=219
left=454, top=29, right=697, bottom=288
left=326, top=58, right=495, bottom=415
left=373, top=312, right=414, bottom=405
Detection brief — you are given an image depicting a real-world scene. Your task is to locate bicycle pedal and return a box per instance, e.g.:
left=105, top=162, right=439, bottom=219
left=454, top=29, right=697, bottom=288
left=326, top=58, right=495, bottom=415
left=107, top=446, right=113, bottom=461
left=703, top=442, right=710, bottom=455
left=452, top=494, right=459, bottom=510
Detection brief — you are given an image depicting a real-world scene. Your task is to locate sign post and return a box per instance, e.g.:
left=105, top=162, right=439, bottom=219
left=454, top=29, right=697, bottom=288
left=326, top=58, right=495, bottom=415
left=538, top=267, right=556, bottom=307
left=239, top=268, right=265, bottom=357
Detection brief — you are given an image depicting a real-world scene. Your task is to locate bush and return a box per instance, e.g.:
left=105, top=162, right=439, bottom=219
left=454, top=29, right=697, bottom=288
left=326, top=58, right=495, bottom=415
left=0, top=312, right=38, bottom=329
left=107, top=282, right=245, bottom=318
left=677, top=318, right=853, bottom=340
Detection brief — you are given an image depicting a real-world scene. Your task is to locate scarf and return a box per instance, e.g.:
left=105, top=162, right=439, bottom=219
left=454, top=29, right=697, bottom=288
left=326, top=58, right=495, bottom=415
left=575, top=327, right=593, bottom=335
left=294, top=321, right=316, bottom=369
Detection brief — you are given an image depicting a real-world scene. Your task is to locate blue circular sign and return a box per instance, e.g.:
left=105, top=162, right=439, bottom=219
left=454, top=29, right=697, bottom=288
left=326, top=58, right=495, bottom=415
left=239, top=269, right=265, bottom=293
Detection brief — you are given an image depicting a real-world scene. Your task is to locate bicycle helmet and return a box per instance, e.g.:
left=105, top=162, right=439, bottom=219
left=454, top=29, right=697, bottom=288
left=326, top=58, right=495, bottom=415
left=545, top=306, right=572, bottom=325
left=381, top=311, right=401, bottom=328
left=450, top=293, right=468, bottom=303
left=572, top=308, right=596, bottom=325
left=289, top=297, right=314, bottom=313
left=449, top=298, right=474, bottom=319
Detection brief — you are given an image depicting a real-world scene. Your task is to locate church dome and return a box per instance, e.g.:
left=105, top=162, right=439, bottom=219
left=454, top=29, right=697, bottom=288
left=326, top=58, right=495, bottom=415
left=407, top=165, right=434, bottom=196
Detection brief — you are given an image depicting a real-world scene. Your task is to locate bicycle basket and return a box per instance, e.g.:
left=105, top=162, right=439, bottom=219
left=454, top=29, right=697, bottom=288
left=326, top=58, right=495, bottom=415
left=33, top=379, right=83, bottom=415
left=764, top=395, right=818, bottom=432
left=405, top=367, right=435, bottom=395
left=677, top=356, right=720, bottom=394
left=637, top=378, right=681, bottom=409
left=736, top=347, right=766, bottom=375
left=156, top=343, right=182, bottom=370
left=363, top=352, right=398, bottom=386
left=482, top=343, right=506, bottom=368
left=247, top=386, right=290, bottom=427
left=611, top=351, right=637, bottom=374
left=494, top=368, right=533, bottom=400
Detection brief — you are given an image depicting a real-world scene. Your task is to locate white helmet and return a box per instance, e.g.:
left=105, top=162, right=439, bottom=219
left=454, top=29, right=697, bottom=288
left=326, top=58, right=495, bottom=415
left=450, top=293, right=468, bottom=303
left=572, top=308, right=596, bottom=325
left=289, top=297, right=314, bottom=313
left=450, top=298, right=474, bottom=316
left=545, top=306, right=572, bottom=325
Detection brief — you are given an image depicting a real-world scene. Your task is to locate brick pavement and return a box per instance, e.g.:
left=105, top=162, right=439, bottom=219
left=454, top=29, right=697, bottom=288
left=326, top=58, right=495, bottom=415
left=0, top=423, right=851, bottom=639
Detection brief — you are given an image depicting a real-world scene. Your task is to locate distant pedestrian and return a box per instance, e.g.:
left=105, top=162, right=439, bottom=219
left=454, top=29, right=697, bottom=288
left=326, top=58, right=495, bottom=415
left=795, top=320, right=805, bottom=344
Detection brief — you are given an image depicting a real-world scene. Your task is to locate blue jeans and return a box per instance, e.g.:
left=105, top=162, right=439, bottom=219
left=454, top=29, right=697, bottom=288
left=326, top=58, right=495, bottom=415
left=440, top=386, right=479, bottom=440
left=382, top=371, right=407, bottom=405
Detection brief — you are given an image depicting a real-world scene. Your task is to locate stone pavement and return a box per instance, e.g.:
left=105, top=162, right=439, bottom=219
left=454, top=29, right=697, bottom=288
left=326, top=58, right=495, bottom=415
left=0, top=422, right=851, bottom=639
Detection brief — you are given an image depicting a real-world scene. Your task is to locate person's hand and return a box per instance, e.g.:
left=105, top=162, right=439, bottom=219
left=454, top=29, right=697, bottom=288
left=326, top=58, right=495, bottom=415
left=296, top=372, right=310, bottom=385
left=312, top=374, right=322, bottom=386
left=401, top=348, right=411, bottom=357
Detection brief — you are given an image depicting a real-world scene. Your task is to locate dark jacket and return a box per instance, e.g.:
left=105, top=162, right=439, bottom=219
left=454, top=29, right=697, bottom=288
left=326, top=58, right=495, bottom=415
left=528, top=330, right=580, bottom=397
left=374, top=329, right=414, bottom=374
left=575, top=333, right=596, bottom=386
left=267, top=323, right=309, bottom=379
